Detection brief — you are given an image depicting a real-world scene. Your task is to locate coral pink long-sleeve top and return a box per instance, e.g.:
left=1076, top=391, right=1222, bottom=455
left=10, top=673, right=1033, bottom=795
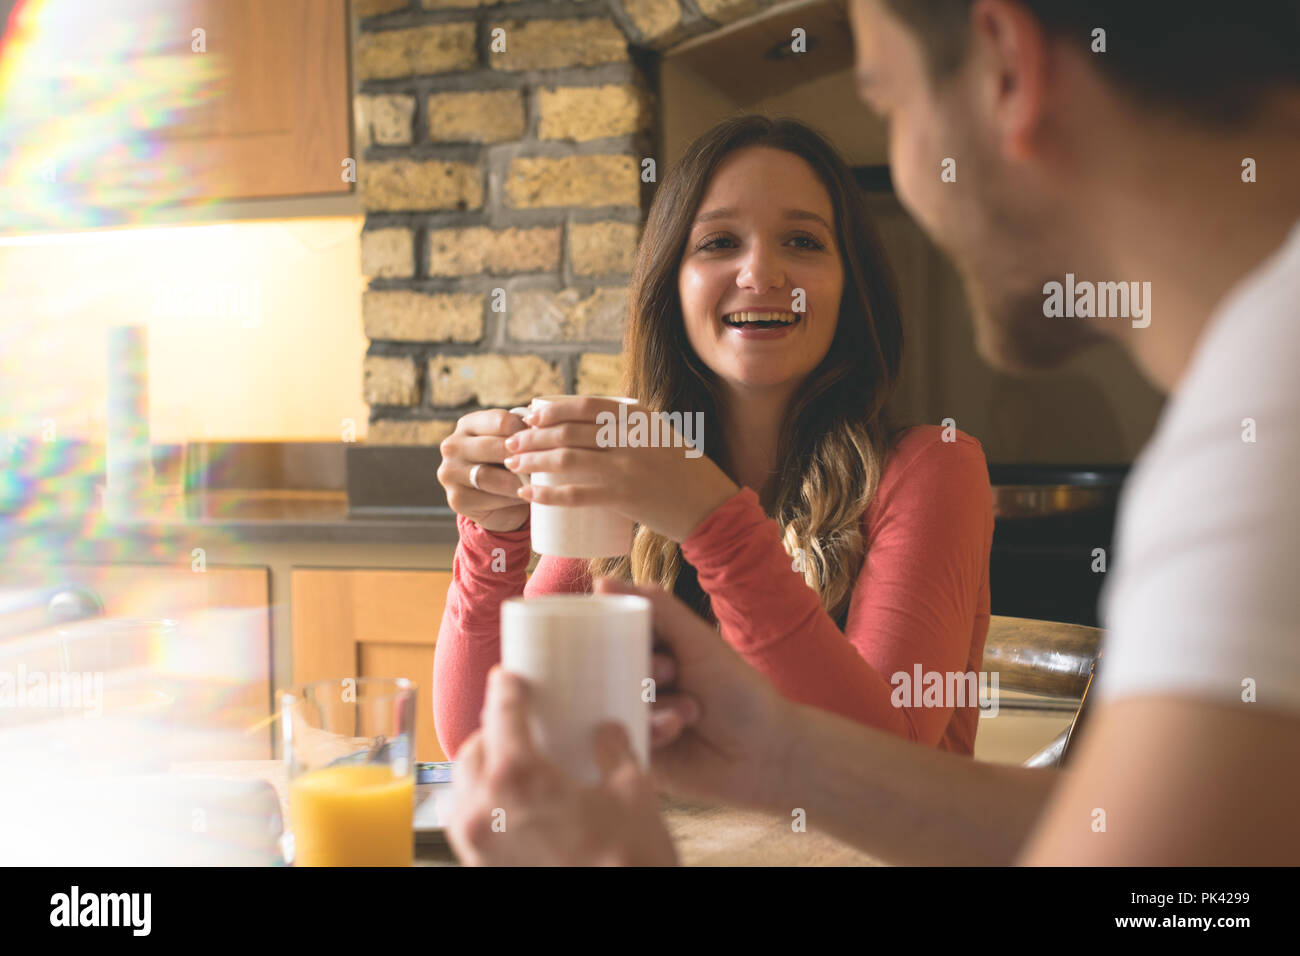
left=433, top=424, right=994, bottom=758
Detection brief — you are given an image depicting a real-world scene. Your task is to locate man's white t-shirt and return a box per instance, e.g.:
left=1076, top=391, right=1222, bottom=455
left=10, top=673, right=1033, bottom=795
left=1095, top=219, right=1300, bottom=713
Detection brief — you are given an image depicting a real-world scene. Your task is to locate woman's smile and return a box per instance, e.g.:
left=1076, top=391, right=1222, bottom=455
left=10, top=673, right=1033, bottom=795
left=721, top=310, right=806, bottom=339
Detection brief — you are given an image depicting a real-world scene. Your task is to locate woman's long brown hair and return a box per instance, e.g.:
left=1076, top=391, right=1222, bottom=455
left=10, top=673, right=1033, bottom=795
left=590, top=115, right=907, bottom=627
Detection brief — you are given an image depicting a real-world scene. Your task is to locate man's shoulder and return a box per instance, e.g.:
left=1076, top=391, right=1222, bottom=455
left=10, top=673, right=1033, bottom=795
left=1096, top=222, right=1300, bottom=713
left=1165, top=219, right=1300, bottom=422
left=1124, top=220, right=1300, bottom=507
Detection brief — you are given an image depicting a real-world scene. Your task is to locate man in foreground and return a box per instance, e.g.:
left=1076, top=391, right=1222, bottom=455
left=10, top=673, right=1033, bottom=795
left=446, top=0, right=1300, bottom=865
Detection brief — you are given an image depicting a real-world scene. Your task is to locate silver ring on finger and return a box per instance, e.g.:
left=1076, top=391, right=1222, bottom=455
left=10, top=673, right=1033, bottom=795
left=469, top=463, right=483, bottom=490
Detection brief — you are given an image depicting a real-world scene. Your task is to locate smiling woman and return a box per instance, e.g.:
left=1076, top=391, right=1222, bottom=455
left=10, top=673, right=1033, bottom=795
left=433, top=116, right=994, bottom=759
left=680, top=146, right=843, bottom=380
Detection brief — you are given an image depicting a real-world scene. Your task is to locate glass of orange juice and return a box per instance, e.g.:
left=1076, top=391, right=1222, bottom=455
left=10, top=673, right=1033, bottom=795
left=281, top=678, right=417, bottom=867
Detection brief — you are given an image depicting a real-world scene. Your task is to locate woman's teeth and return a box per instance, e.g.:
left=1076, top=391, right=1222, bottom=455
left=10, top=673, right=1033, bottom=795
left=723, top=311, right=801, bottom=328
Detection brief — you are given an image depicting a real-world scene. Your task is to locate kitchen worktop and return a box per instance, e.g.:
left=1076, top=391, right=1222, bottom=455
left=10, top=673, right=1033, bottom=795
left=172, top=760, right=885, bottom=867
left=143, top=489, right=458, bottom=541
left=2, top=439, right=464, bottom=551
left=2, top=489, right=462, bottom=565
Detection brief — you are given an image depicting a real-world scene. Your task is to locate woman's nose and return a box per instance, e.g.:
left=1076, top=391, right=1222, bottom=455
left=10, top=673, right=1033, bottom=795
left=736, top=244, right=785, bottom=293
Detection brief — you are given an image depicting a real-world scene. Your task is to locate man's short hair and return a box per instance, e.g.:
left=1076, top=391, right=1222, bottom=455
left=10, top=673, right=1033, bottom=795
left=882, top=0, right=1300, bottom=126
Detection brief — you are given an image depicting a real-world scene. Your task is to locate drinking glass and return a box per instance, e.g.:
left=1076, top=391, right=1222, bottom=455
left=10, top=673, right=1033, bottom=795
left=281, top=677, right=416, bottom=867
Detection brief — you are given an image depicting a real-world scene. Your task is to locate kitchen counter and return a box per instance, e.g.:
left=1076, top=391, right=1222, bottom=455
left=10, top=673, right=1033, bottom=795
left=128, top=490, right=459, bottom=543
left=2, top=439, right=458, bottom=551
left=172, top=759, right=884, bottom=867
left=3, top=490, right=462, bottom=563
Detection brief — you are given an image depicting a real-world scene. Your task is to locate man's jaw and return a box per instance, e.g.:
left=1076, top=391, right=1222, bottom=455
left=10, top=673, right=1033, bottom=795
left=966, top=275, right=1108, bottom=374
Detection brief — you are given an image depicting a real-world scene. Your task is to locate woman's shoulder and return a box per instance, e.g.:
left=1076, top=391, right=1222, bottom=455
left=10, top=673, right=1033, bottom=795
left=872, top=424, right=990, bottom=505
left=857, top=425, right=991, bottom=536
left=885, top=424, right=987, bottom=471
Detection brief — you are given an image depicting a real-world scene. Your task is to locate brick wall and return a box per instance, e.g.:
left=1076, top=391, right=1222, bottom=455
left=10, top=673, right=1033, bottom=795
left=352, top=0, right=789, bottom=445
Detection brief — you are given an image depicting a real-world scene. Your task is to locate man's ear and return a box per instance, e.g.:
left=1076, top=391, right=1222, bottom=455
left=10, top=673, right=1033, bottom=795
left=969, top=0, right=1050, bottom=162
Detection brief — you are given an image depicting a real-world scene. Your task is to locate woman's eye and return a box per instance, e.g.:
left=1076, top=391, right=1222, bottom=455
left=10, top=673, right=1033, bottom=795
left=697, top=235, right=736, bottom=252
left=694, top=234, right=824, bottom=253
left=789, top=235, right=825, bottom=251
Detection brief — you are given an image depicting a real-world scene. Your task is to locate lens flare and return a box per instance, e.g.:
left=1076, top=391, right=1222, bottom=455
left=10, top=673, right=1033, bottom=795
left=0, top=0, right=222, bottom=231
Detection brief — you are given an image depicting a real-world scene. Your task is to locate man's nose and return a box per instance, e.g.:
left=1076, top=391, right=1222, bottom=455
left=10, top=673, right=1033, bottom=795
left=736, top=244, right=786, bottom=293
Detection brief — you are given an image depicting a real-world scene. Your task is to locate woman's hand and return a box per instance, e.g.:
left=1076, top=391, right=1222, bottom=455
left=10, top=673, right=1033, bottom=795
left=437, top=408, right=530, bottom=533
left=446, top=667, right=679, bottom=866
left=503, top=396, right=740, bottom=542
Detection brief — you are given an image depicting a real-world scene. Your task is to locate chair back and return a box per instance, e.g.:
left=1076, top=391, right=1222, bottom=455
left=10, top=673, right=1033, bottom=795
left=980, top=616, right=1103, bottom=768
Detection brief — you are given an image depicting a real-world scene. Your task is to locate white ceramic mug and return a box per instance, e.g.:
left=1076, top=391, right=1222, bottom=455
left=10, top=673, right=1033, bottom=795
left=524, top=394, right=638, bottom=558
left=499, top=593, right=651, bottom=785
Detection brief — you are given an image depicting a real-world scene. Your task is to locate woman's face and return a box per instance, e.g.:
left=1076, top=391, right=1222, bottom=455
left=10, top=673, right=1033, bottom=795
left=678, top=146, right=844, bottom=394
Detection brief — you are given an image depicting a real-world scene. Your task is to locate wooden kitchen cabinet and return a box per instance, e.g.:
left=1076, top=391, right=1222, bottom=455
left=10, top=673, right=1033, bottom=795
left=180, top=0, right=353, bottom=200
left=0, top=0, right=351, bottom=232
left=291, top=569, right=453, bottom=761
